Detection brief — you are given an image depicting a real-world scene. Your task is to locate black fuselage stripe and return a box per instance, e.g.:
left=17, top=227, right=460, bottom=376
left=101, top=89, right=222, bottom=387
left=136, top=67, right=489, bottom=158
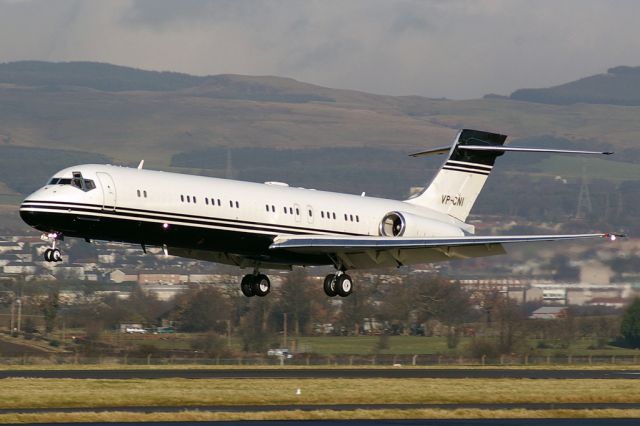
left=441, top=166, right=490, bottom=176
left=21, top=200, right=360, bottom=235
left=20, top=203, right=362, bottom=237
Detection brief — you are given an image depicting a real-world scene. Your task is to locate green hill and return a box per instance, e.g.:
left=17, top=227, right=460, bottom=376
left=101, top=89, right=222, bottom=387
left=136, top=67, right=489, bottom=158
left=0, top=61, right=639, bottom=232
left=510, top=66, right=640, bottom=106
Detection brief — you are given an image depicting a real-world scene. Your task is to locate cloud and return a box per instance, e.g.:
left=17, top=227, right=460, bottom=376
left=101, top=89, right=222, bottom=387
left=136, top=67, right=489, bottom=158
left=0, top=0, right=639, bottom=99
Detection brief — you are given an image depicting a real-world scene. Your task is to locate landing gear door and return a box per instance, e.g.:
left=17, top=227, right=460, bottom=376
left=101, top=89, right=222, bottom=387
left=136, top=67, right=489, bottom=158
left=96, top=172, right=116, bottom=211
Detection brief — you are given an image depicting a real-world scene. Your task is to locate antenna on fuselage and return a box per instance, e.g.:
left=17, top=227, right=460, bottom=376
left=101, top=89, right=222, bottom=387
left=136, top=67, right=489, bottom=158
left=137, top=160, right=144, bottom=170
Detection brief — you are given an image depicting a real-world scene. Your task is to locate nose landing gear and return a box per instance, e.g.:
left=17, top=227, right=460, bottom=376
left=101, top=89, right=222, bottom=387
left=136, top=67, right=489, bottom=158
left=41, top=232, right=63, bottom=263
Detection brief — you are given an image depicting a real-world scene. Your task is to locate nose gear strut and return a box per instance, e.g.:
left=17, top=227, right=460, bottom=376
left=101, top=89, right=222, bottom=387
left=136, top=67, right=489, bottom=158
left=41, top=232, right=63, bottom=263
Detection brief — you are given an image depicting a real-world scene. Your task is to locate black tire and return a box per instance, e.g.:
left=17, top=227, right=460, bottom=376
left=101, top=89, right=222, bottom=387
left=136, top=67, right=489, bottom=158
left=336, top=274, right=353, bottom=297
left=323, top=274, right=337, bottom=297
left=44, top=249, right=52, bottom=262
left=240, top=275, right=255, bottom=297
left=52, top=249, right=62, bottom=262
left=252, top=274, right=271, bottom=297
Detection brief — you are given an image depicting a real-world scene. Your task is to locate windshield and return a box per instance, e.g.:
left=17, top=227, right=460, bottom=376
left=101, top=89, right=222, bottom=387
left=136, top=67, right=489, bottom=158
left=48, top=172, right=96, bottom=192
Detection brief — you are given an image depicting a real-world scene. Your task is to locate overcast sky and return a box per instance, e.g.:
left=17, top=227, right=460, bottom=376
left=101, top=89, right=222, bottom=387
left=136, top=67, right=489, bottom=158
left=0, top=0, right=638, bottom=99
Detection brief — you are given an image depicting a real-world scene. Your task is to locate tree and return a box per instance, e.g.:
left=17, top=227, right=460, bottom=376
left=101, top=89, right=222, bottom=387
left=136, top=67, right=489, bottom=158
left=274, top=269, right=312, bottom=336
left=621, top=298, right=640, bottom=347
left=40, top=287, right=60, bottom=334
left=414, top=275, right=474, bottom=348
left=174, top=286, right=231, bottom=332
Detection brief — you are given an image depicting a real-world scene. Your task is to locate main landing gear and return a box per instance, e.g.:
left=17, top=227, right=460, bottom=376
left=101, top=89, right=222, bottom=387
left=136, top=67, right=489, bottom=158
left=323, top=272, right=353, bottom=298
left=238, top=269, right=354, bottom=298
left=240, top=273, right=271, bottom=297
left=41, top=232, right=63, bottom=263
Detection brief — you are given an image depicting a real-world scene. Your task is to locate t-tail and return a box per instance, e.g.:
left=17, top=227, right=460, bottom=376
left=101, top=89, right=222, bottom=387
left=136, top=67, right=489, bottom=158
left=405, top=129, right=613, bottom=223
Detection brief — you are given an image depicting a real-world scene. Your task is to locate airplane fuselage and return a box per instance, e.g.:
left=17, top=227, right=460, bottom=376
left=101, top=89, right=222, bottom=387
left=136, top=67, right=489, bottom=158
left=20, top=164, right=469, bottom=268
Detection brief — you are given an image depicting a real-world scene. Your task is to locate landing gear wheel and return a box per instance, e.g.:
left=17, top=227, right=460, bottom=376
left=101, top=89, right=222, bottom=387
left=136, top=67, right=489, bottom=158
left=252, top=274, right=271, bottom=297
left=51, top=249, right=62, bottom=262
left=323, top=274, right=337, bottom=297
left=336, top=274, right=353, bottom=297
left=44, top=249, right=52, bottom=262
left=240, top=275, right=255, bottom=297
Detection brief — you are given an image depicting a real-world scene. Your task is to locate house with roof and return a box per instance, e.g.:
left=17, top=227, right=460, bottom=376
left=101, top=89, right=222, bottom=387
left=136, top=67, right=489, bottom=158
left=529, top=306, right=568, bottom=320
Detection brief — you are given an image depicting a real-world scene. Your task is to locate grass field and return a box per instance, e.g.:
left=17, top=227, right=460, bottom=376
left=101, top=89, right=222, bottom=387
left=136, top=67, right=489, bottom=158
left=1, top=378, right=639, bottom=409
left=0, top=377, right=639, bottom=422
left=97, top=333, right=640, bottom=357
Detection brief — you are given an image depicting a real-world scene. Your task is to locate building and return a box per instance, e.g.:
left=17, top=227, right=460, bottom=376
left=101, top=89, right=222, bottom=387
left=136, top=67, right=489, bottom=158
left=529, top=306, right=568, bottom=320
left=109, top=269, right=138, bottom=283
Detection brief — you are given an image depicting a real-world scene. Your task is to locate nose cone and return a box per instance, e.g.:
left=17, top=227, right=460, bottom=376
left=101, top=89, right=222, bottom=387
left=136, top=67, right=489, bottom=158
left=20, top=199, right=39, bottom=228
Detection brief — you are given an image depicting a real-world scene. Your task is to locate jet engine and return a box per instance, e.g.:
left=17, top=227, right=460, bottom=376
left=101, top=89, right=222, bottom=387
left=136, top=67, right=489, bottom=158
left=379, top=211, right=465, bottom=238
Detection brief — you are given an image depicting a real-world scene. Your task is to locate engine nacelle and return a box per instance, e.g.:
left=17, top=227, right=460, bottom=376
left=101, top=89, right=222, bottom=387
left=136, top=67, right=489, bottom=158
left=379, top=211, right=465, bottom=238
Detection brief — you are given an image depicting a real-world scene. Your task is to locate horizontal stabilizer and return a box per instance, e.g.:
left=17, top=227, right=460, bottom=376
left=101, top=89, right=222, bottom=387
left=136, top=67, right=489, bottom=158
left=409, top=146, right=452, bottom=157
left=458, top=145, right=613, bottom=155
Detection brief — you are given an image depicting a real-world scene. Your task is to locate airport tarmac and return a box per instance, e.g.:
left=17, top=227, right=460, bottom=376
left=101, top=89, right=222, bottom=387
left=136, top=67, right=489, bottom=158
left=1, top=368, right=639, bottom=380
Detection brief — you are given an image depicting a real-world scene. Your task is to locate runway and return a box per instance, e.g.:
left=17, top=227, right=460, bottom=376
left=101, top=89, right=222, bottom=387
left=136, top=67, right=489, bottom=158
left=1, top=402, right=640, bottom=414
left=1, top=368, right=639, bottom=380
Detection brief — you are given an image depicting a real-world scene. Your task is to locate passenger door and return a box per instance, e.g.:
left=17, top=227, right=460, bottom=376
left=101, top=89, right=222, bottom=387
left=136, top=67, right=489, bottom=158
left=96, top=172, right=117, bottom=211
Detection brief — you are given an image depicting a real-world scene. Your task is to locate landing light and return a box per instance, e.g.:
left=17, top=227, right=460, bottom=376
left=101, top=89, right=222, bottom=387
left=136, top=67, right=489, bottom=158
left=162, top=223, right=170, bottom=230
left=610, top=234, right=617, bottom=241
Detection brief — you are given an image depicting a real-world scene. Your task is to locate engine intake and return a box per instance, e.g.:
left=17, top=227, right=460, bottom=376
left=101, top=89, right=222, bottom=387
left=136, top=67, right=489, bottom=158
left=379, top=211, right=466, bottom=238
left=379, top=212, right=406, bottom=237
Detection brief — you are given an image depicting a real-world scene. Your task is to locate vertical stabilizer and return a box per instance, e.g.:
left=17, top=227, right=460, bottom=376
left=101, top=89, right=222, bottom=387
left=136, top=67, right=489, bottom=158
left=405, top=129, right=507, bottom=222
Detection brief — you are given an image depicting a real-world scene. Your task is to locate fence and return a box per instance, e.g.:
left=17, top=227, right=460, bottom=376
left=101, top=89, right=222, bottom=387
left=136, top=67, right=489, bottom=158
left=1, top=353, right=639, bottom=366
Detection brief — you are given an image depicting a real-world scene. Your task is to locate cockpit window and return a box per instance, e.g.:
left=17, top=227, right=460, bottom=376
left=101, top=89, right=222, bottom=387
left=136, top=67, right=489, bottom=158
left=47, top=172, right=96, bottom=192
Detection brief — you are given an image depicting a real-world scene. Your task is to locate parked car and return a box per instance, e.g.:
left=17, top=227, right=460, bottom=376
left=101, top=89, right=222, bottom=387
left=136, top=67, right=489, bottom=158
left=267, top=348, right=293, bottom=358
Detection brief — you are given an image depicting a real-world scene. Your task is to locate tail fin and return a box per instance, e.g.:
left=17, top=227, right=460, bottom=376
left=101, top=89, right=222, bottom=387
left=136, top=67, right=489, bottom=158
left=405, top=129, right=612, bottom=222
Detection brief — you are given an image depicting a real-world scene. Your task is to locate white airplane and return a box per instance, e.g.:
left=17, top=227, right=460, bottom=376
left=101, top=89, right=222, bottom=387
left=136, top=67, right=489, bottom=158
left=20, top=129, right=621, bottom=298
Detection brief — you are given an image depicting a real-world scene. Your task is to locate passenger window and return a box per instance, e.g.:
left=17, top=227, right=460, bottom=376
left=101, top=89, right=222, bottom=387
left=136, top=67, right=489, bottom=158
left=193, top=196, right=197, bottom=203
left=344, top=214, right=348, bottom=221
left=271, top=205, right=275, bottom=212
left=181, top=195, right=184, bottom=202
left=321, top=211, right=325, bottom=218
left=265, top=204, right=269, bottom=212
left=143, top=190, right=147, bottom=198
left=356, top=215, right=359, bottom=222
left=283, top=207, right=287, bottom=214
left=332, top=213, right=336, bottom=219
left=350, top=215, right=353, bottom=222
left=236, top=201, right=240, bottom=208
left=187, top=196, right=191, bottom=203
left=296, top=208, right=300, bottom=215
left=289, top=207, right=293, bottom=214
left=308, top=210, right=312, bottom=217
left=206, top=198, right=209, bottom=205
left=137, top=190, right=141, bottom=197
left=217, top=199, right=221, bottom=206
left=230, top=200, right=234, bottom=208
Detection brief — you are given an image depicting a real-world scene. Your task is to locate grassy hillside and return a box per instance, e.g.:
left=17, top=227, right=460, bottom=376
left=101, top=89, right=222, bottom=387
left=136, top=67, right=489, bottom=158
left=0, top=61, right=638, bottom=232
left=510, top=66, right=640, bottom=106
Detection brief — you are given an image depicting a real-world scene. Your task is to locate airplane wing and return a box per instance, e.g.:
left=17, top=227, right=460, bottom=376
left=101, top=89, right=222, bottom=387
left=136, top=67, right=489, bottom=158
left=269, top=233, right=620, bottom=269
